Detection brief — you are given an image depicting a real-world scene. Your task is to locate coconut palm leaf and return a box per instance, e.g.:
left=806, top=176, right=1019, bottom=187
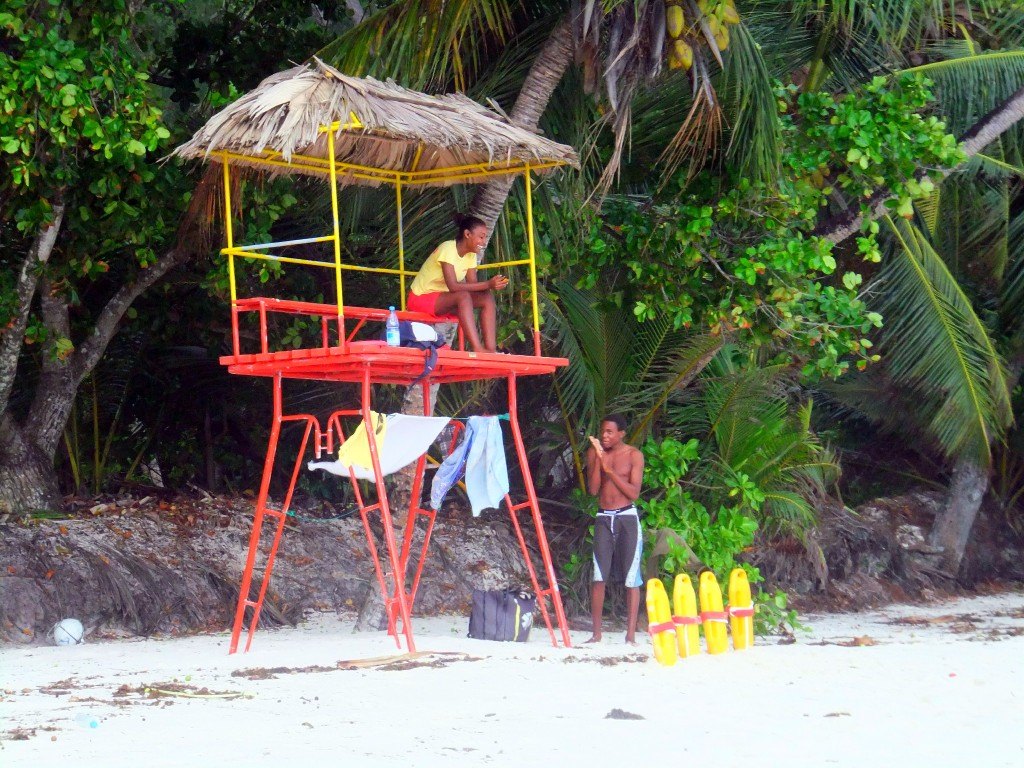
left=875, top=215, right=1012, bottom=466
left=998, top=206, right=1024, bottom=336
left=740, top=7, right=816, bottom=82
left=617, top=332, right=723, bottom=443
left=915, top=186, right=942, bottom=238
left=666, top=347, right=838, bottom=534
left=970, top=152, right=1024, bottom=177
left=920, top=176, right=1012, bottom=286
left=718, top=21, right=781, bottom=182
left=315, top=0, right=520, bottom=91
left=542, top=285, right=600, bottom=430
left=900, top=48, right=1024, bottom=135
left=556, top=280, right=635, bottom=419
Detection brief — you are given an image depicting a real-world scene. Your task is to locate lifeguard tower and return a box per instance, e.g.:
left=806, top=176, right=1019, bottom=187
left=174, top=61, right=578, bottom=654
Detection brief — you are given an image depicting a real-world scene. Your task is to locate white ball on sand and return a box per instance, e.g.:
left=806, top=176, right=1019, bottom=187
left=53, top=618, right=85, bottom=646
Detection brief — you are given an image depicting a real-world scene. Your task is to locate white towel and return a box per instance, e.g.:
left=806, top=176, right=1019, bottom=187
left=308, top=414, right=449, bottom=479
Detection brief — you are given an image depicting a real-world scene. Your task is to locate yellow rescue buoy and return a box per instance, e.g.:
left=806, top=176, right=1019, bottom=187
left=728, top=568, right=755, bottom=651
left=699, top=571, right=728, bottom=654
left=672, top=574, right=701, bottom=658
left=646, top=578, right=678, bottom=666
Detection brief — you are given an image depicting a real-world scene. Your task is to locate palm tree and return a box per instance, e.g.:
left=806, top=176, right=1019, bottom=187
left=830, top=177, right=1024, bottom=575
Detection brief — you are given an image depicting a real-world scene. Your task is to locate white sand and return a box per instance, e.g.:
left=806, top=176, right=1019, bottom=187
left=2, top=590, right=1023, bottom=767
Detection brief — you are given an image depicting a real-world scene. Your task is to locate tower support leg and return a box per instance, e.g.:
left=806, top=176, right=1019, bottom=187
left=229, top=374, right=316, bottom=654
left=504, top=374, right=573, bottom=647
left=396, top=378, right=438, bottom=621
left=358, top=366, right=417, bottom=652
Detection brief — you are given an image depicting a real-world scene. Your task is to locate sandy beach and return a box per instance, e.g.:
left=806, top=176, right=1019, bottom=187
left=2, top=590, right=1022, bottom=767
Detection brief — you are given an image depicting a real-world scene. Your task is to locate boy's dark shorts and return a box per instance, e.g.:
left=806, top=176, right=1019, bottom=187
left=592, top=505, right=643, bottom=588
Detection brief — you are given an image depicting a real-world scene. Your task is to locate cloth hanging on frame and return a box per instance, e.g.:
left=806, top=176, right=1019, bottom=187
left=464, top=416, right=509, bottom=515
left=430, top=416, right=509, bottom=515
left=308, top=413, right=449, bottom=480
left=337, top=410, right=386, bottom=471
left=430, top=423, right=475, bottom=510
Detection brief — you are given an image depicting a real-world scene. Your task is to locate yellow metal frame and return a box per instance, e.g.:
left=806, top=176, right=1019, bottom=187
left=216, top=148, right=564, bottom=185
left=220, top=125, right=562, bottom=354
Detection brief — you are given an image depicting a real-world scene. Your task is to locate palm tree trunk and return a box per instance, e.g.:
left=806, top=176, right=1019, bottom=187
left=924, top=308, right=1024, bottom=580
left=469, top=17, right=575, bottom=232
left=928, top=457, right=988, bottom=577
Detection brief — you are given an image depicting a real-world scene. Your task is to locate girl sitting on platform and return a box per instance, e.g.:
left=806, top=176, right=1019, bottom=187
left=407, top=213, right=509, bottom=354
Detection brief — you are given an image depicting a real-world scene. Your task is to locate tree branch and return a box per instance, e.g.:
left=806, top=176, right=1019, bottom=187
left=0, top=198, right=64, bottom=417
left=26, top=278, right=76, bottom=456
left=815, top=84, right=1024, bottom=245
left=72, top=247, right=187, bottom=384
left=71, top=163, right=221, bottom=384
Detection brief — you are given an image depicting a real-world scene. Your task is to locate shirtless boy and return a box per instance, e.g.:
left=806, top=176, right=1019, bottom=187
left=585, top=414, right=644, bottom=644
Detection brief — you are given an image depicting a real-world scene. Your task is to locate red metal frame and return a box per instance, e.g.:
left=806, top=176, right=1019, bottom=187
left=226, top=305, right=572, bottom=654
left=232, top=298, right=466, bottom=356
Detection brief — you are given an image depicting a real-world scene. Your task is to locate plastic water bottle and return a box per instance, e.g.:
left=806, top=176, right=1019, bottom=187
left=385, top=306, right=400, bottom=347
left=74, top=713, right=99, bottom=729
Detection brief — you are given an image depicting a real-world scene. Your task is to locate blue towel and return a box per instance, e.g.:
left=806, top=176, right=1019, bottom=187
left=430, top=423, right=475, bottom=510
left=464, top=416, right=509, bottom=516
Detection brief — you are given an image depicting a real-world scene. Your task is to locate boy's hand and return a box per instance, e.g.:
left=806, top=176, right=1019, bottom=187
left=589, top=436, right=611, bottom=472
left=489, top=274, right=509, bottom=290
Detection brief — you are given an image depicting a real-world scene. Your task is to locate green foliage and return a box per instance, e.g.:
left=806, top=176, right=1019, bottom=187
left=791, top=75, right=965, bottom=224
left=754, top=588, right=808, bottom=635
left=0, top=1, right=175, bottom=228
left=317, top=0, right=517, bottom=91
left=558, top=75, right=963, bottom=381
left=827, top=172, right=1018, bottom=471
left=639, top=436, right=760, bottom=583
left=0, top=0, right=190, bottom=377
left=874, top=216, right=1012, bottom=466
left=639, top=422, right=822, bottom=634
left=674, top=348, right=841, bottom=535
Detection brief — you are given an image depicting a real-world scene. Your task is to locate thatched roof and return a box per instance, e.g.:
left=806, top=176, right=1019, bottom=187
left=173, top=59, right=578, bottom=187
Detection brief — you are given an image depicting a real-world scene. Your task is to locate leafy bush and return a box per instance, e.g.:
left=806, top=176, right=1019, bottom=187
left=633, top=347, right=838, bottom=632
left=639, top=436, right=759, bottom=582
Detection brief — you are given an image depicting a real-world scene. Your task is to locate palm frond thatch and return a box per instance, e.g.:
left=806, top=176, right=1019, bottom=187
left=173, top=59, right=578, bottom=186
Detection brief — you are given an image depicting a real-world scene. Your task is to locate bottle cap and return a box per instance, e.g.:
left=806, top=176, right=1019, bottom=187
left=389, top=306, right=395, bottom=311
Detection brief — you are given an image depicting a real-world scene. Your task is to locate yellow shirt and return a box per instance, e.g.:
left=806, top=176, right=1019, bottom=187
left=409, top=240, right=477, bottom=295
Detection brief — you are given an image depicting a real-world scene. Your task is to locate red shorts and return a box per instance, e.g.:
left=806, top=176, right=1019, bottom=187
left=407, top=291, right=442, bottom=314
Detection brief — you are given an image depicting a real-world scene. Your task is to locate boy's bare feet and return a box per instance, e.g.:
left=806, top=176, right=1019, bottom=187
left=625, top=637, right=639, bottom=646
left=583, top=634, right=602, bottom=644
